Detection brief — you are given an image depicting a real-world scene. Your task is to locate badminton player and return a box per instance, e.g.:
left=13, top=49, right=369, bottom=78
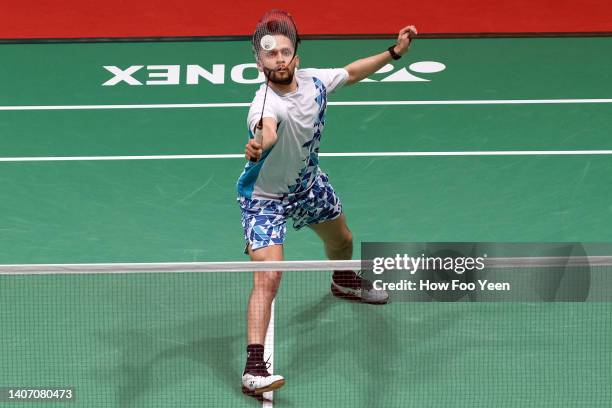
left=237, top=9, right=417, bottom=395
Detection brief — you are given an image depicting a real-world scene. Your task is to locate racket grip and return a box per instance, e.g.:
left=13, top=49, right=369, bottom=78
left=249, top=121, right=264, bottom=162
left=254, top=120, right=264, bottom=143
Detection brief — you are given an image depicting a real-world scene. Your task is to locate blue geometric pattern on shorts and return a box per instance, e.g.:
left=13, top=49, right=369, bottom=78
left=286, top=77, right=327, bottom=196
left=239, top=198, right=286, bottom=250
left=288, top=172, right=340, bottom=229
left=238, top=172, right=342, bottom=251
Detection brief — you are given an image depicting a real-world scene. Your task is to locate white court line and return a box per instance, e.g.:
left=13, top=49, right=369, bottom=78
left=0, top=103, right=249, bottom=110
left=262, top=299, right=275, bottom=407
left=1, top=150, right=612, bottom=162
left=1, top=99, right=612, bottom=111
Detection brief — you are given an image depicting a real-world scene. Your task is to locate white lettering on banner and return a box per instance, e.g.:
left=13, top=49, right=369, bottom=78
left=101, top=61, right=446, bottom=86
left=186, top=64, right=225, bottom=85
left=146, top=65, right=180, bottom=85
left=230, top=64, right=265, bottom=84
left=102, top=66, right=144, bottom=86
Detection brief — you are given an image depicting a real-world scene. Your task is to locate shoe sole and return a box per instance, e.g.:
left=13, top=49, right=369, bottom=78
left=242, top=379, right=285, bottom=396
left=331, top=283, right=388, bottom=305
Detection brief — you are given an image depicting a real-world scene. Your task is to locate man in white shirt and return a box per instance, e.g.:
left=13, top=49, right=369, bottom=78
left=238, top=9, right=417, bottom=396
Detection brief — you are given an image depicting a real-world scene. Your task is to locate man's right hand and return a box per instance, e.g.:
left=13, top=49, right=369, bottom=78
left=245, top=139, right=263, bottom=162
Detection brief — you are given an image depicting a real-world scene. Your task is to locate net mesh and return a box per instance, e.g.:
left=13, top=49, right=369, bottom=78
left=0, top=258, right=611, bottom=407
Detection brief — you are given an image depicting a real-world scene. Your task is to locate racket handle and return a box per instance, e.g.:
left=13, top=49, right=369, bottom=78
left=254, top=119, right=264, bottom=143
left=249, top=120, right=264, bottom=162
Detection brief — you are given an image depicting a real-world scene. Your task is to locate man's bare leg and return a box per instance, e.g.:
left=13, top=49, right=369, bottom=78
left=308, top=214, right=353, bottom=260
left=310, top=214, right=388, bottom=304
left=247, top=244, right=283, bottom=344
left=242, top=244, right=286, bottom=395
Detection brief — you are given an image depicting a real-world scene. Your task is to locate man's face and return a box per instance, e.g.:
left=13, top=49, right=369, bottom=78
left=257, top=35, right=299, bottom=85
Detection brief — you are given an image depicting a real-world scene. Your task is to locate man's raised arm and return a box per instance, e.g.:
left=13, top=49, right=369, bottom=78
left=344, top=25, right=417, bottom=86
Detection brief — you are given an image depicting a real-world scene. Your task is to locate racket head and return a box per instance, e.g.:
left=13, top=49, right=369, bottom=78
left=252, top=9, right=300, bottom=63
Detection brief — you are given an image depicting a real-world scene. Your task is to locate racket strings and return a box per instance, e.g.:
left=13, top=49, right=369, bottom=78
left=252, top=9, right=300, bottom=59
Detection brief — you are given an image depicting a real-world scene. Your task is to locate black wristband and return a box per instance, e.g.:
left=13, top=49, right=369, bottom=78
left=387, top=45, right=401, bottom=60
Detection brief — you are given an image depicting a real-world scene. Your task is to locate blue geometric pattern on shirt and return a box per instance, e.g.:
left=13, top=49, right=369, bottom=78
left=286, top=77, right=328, bottom=196
left=238, top=172, right=342, bottom=251
left=236, top=127, right=273, bottom=199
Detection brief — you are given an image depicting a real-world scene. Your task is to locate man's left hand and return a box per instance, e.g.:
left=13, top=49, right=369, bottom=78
left=394, top=25, right=418, bottom=56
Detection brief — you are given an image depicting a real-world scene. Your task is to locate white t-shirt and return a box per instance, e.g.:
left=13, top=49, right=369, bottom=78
left=237, top=68, right=349, bottom=200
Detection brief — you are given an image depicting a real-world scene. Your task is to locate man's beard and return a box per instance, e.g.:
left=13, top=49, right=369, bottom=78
left=266, top=68, right=294, bottom=85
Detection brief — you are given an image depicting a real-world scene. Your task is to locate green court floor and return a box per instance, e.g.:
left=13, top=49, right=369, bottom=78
left=0, top=37, right=611, bottom=407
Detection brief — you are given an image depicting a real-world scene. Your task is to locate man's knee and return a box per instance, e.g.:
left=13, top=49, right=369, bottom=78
left=328, top=229, right=353, bottom=252
left=253, top=271, right=282, bottom=297
left=248, top=244, right=283, bottom=262
left=248, top=244, right=283, bottom=298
